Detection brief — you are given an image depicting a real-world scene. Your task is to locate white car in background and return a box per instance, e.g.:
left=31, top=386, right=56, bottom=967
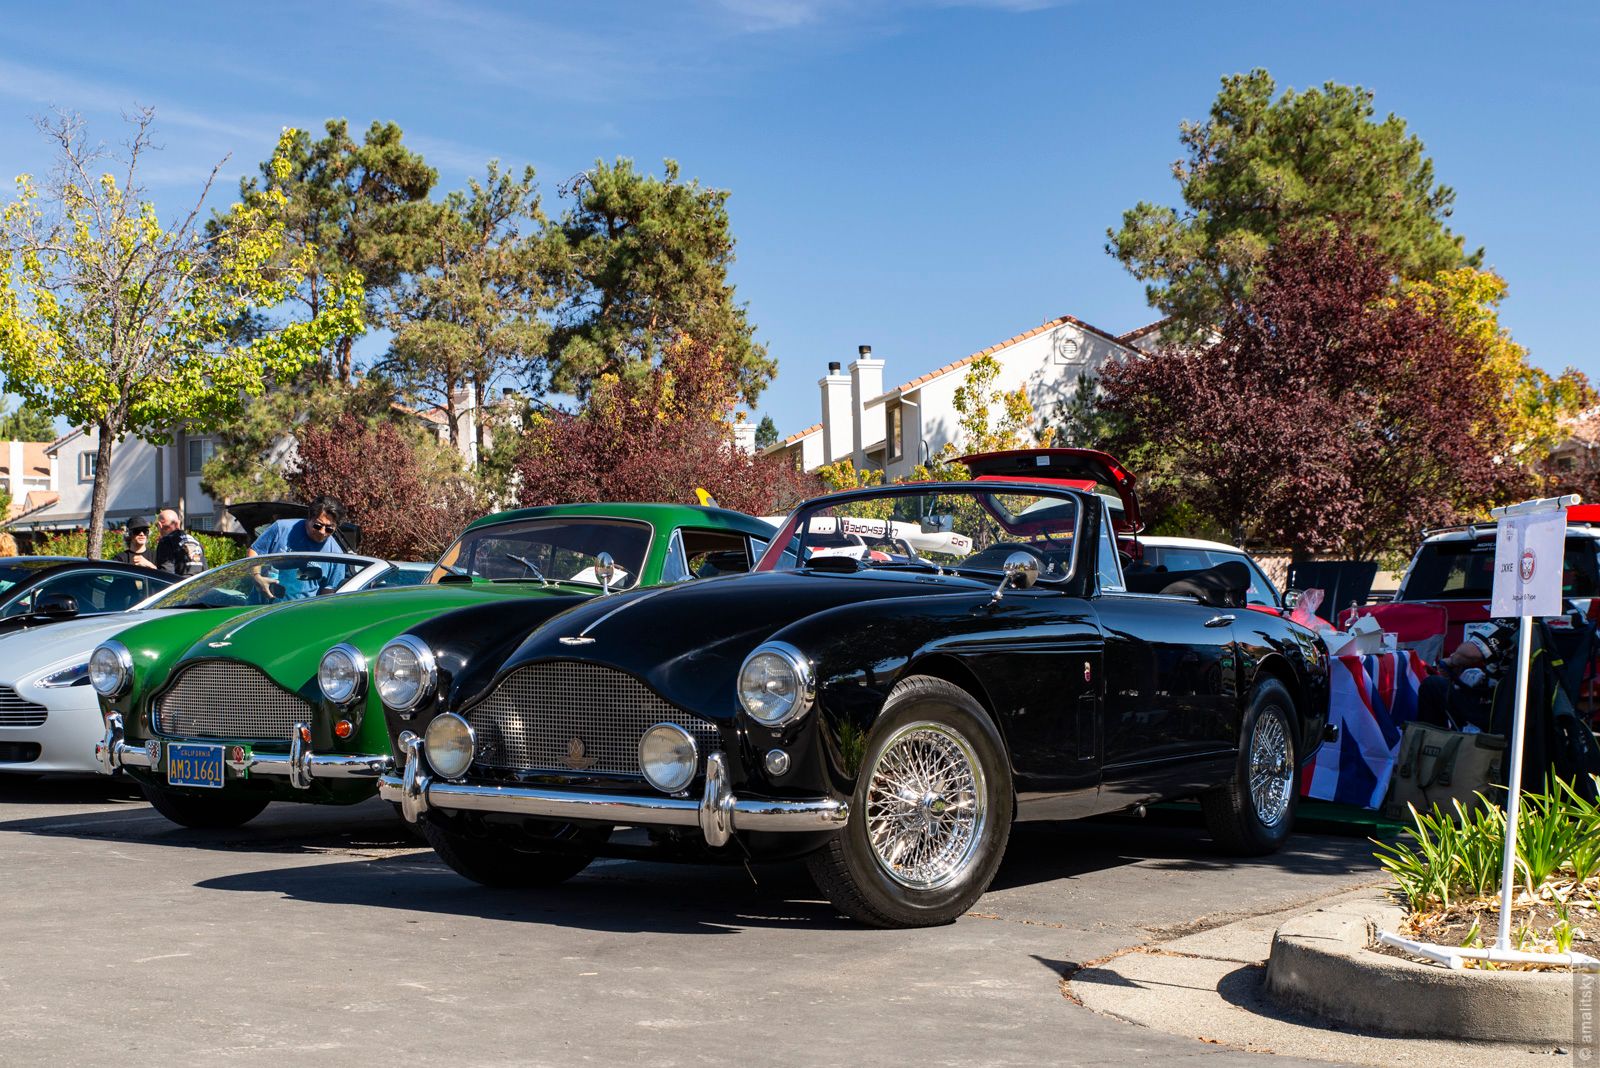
left=0, top=553, right=429, bottom=777
left=1133, top=536, right=1284, bottom=611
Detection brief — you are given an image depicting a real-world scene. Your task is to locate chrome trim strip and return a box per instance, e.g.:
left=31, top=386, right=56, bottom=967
left=377, top=749, right=848, bottom=846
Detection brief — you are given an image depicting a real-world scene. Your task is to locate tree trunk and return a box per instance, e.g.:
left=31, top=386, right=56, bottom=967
left=85, top=420, right=116, bottom=559
left=336, top=335, right=354, bottom=385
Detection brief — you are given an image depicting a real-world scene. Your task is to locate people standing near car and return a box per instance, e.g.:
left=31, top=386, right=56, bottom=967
left=248, top=496, right=349, bottom=598
left=154, top=509, right=207, bottom=576
left=111, top=517, right=157, bottom=569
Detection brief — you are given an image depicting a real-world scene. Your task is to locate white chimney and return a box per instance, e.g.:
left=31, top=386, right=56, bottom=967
left=819, top=361, right=852, bottom=465
left=449, top=386, right=477, bottom=466
left=732, top=421, right=757, bottom=455
left=849, top=344, right=884, bottom=461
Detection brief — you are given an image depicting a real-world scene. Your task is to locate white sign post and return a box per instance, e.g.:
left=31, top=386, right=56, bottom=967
left=1378, top=494, right=1600, bottom=970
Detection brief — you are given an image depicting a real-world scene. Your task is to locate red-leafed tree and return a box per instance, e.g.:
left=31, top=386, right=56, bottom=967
left=289, top=415, right=482, bottom=560
left=516, top=339, right=818, bottom=516
left=1101, top=227, right=1522, bottom=559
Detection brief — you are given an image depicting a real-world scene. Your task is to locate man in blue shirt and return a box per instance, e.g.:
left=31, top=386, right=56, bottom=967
left=248, top=496, right=349, bottom=599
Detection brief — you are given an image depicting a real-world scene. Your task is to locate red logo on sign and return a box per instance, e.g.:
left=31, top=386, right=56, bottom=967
left=1521, top=550, right=1537, bottom=583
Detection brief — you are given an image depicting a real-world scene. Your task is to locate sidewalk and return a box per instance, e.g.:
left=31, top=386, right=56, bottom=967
left=1066, top=887, right=1575, bottom=1066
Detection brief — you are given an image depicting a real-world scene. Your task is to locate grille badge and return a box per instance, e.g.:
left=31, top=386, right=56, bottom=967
left=563, top=737, right=596, bottom=770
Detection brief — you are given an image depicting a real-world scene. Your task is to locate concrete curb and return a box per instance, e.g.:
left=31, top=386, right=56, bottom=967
left=1264, top=892, right=1580, bottom=1043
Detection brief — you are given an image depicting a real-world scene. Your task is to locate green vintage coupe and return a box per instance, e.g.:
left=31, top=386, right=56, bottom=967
left=95, top=503, right=775, bottom=828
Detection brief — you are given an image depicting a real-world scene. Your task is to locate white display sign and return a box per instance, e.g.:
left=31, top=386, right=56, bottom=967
left=1491, top=508, right=1566, bottom=618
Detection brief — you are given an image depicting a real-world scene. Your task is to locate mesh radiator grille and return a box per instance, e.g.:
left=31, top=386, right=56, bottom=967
left=0, top=687, right=47, bottom=727
left=154, top=661, right=313, bottom=741
left=466, top=660, right=722, bottom=777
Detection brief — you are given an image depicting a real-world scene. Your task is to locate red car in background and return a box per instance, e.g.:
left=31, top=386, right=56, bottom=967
left=1344, top=505, right=1600, bottom=661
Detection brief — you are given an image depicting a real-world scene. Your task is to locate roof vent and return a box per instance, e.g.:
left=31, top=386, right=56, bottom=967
left=828, top=361, right=842, bottom=374
left=858, top=345, right=872, bottom=358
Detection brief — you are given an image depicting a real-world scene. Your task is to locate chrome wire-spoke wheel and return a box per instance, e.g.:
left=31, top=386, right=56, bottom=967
left=863, top=720, right=987, bottom=891
left=1248, top=707, right=1294, bottom=828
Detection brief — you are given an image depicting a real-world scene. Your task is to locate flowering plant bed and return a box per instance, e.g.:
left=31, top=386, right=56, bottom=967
left=1372, top=778, right=1600, bottom=970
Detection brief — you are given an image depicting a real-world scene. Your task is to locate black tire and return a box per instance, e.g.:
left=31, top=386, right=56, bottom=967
left=806, top=675, right=1012, bottom=928
left=422, top=820, right=600, bottom=889
left=1200, top=677, right=1299, bottom=855
left=140, top=783, right=270, bottom=829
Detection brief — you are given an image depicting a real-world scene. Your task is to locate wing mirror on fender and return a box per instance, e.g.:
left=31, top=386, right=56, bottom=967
left=990, top=552, right=1040, bottom=603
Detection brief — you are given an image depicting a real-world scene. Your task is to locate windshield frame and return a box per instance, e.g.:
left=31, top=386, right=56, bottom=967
left=134, top=552, right=384, bottom=610
left=755, top=480, right=1086, bottom=584
left=427, top=514, right=657, bottom=589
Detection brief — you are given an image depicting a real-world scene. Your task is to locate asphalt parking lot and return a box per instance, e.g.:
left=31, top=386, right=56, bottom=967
left=0, top=777, right=1388, bottom=1067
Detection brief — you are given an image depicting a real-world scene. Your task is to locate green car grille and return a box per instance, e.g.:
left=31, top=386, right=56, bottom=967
left=154, top=661, right=314, bottom=742
left=466, top=660, right=722, bottom=778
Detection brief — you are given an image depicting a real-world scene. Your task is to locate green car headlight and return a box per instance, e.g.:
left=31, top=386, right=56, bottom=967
left=89, top=642, right=133, bottom=699
left=318, top=643, right=366, bottom=706
left=376, top=635, right=436, bottom=713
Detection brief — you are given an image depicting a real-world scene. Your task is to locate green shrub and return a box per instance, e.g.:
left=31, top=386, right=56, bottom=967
left=34, top=527, right=245, bottom=567
left=1374, top=777, right=1600, bottom=911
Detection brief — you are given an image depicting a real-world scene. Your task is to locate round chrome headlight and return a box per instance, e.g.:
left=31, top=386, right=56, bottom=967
left=737, top=641, right=813, bottom=727
left=89, top=642, right=133, bottom=698
left=376, top=636, right=436, bottom=712
left=318, top=643, right=366, bottom=706
left=423, top=713, right=475, bottom=779
left=639, top=723, right=699, bottom=793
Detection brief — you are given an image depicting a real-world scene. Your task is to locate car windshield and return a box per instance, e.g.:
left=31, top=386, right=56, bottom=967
left=1403, top=537, right=1600, bottom=601
left=0, top=560, right=69, bottom=597
left=759, top=486, right=1081, bottom=580
left=429, top=517, right=652, bottom=588
left=142, top=554, right=374, bottom=609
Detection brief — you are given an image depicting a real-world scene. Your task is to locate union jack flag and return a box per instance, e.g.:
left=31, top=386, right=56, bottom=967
left=1300, top=651, right=1428, bottom=809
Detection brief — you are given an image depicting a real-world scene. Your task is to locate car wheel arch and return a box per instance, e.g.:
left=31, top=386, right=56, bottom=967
left=894, top=654, right=1009, bottom=757
left=1248, top=655, right=1305, bottom=736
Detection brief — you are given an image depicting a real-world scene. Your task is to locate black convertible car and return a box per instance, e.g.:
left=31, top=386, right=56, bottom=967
left=0, top=557, right=178, bottom=635
left=377, top=454, right=1330, bottom=928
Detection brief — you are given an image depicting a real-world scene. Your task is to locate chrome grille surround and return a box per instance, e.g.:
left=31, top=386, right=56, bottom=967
left=154, top=661, right=313, bottom=741
left=0, top=687, right=47, bottom=727
left=465, top=660, right=722, bottom=778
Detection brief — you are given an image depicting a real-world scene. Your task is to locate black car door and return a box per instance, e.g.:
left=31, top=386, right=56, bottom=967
left=964, top=585, right=1104, bottom=820
left=1091, top=591, right=1238, bottom=808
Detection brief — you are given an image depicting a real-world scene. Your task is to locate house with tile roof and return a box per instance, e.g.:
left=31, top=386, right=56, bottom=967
left=3, top=426, right=226, bottom=530
left=764, top=313, right=1163, bottom=480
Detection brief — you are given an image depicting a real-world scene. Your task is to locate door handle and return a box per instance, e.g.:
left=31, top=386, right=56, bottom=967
left=1204, top=614, right=1236, bottom=628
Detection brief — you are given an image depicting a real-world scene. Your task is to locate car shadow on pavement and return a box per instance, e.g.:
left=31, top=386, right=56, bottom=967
left=0, top=773, right=145, bottom=806
left=194, top=851, right=863, bottom=935
left=989, top=818, right=1380, bottom=892
left=0, top=792, right=423, bottom=852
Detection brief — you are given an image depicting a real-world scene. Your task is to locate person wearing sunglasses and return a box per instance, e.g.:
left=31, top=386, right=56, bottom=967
left=247, top=495, right=350, bottom=599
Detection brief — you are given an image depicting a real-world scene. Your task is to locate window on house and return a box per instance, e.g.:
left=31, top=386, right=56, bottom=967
left=886, top=404, right=903, bottom=462
left=78, top=453, right=97, bottom=481
left=187, top=439, right=215, bottom=473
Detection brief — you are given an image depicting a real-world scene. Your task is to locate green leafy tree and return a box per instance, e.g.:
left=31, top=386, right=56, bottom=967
left=0, top=111, right=365, bottom=557
left=754, top=414, right=779, bottom=451
left=0, top=396, right=55, bottom=440
left=551, top=158, right=772, bottom=405
left=224, top=119, right=436, bottom=383
left=913, top=354, right=1053, bottom=481
left=382, top=161, right=557, bottom=458
left=201, top=375, right=397, bottom=504
left=1109, top=69, right=1479, bottom=336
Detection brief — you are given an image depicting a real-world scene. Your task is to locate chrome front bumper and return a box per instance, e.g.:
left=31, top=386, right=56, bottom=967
left=96, top=714, right=388, bottom=787
left=378, top=734, right=850, bottom=848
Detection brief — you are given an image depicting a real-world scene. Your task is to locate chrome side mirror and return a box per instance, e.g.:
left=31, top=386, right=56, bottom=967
left=991, top=552, right=1040, bottom=603
left=1282, top=589, right=1302, bottom=610
left=596, top=551, right=616, bottom=594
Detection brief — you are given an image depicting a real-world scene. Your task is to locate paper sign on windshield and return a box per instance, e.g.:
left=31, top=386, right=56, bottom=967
left=1491, top=509, right=1565, bottom=618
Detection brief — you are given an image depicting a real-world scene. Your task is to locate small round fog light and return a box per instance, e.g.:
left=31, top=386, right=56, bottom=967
left=423, top=713, right=475, bottom=779
left=639, top=723, right=698, bottom=794
left=764, top=748, right=791, bottom=776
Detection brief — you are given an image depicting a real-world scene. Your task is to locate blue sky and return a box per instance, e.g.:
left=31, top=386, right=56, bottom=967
left=0, top=0, right=1594, bottom=439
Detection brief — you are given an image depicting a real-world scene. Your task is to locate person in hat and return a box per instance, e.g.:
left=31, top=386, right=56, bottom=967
left=111, top=517, right=157, bottom=569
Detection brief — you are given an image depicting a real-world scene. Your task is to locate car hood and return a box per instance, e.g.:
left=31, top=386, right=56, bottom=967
left=176, top=582, right=570, bottom=681
left=0, top=608, right=185, bottom=682
left=500, top=568, right=996, bottom=716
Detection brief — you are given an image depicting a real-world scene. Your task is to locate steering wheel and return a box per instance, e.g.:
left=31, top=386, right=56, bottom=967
left=958, top=542, right=1052, bottom=575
